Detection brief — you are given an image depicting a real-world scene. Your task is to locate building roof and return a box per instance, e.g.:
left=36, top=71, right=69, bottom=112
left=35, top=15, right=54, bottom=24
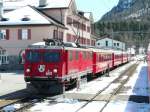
left=4, top=0, right=72, bottom=10
left=0, top=5, right=66, bottom=28
left=97, top=36, right=125, bottom=44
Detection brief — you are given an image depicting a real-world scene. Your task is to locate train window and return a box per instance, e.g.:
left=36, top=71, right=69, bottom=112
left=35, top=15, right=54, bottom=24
left=90, top=52, right=92, bottom=59
left=26, top=51, right=41, bottom=62
left=99, top=55, right=101, bottom=62
left=105, top=55, right=107, bottom=61
left=96, top=54, right=99, bottom=61
left=83, top=51, right=86, bottom=59
left=44, top=52, right=60, bottom=62
left=76, top=51, right=78, bottom=60
left=101, top=55, right=103, bottom=62
left=69, top=51, right=73, bottom=61
left=104, top=55, right=106, bottom=61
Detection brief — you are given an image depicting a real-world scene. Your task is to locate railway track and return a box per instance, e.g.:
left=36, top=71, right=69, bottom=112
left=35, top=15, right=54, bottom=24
left=0, top=91, right=62, bottom=112
left=0, top=89, right=31, bottom=111
left=0, top=62, right=138, bottom=112
left=74, top=62, right=139, bottom=112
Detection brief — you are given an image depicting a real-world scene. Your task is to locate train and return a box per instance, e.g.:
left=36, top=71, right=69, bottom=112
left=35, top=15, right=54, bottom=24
left=24, top=39, right=129, bottom=94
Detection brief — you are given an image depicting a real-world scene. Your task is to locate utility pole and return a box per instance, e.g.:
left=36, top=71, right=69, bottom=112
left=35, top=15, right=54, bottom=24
left=112, top=29, right=114, bottom=49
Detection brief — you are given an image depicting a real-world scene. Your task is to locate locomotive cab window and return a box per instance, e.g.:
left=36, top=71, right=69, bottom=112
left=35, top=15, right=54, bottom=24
left=26, top=51, right=41, bottom=62
left=44, top=52, right=60, bottom=62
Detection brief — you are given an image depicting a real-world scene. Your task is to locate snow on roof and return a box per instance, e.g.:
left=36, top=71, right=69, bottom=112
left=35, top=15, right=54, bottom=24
left=32, top=42, right=46, bottom=46
left=3, top=0, right=39, bottom=10
left=4, top=0, right=71, bottom=10
left=97, top=37, right=125, bottom=44
left=84, top=12, right=93, bottom=21
left=38, top=0, right=71, bottom=9
left=0, top=6, right=52, bottom=25
left=84, top=13, right=91, bottom=20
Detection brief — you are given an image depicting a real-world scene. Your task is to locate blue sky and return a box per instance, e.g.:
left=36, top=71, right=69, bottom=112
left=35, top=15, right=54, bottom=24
left=76, top=0, right=119, bottom=22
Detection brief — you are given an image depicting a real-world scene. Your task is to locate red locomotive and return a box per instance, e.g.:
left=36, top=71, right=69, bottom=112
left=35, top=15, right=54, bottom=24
left=24, top=39, right=129, bottom=93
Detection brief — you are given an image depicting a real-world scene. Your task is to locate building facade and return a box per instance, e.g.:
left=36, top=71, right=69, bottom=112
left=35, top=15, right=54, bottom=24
left=96, top=37, right=125, bottom=51
left=0, top=0, right=96, bottom=69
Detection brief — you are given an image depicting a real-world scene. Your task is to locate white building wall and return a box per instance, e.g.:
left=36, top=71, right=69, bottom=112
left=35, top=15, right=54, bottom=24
left=42, top=9, right=66, bottom=24
left=64, top=2, right=92, bottom=45
left=96, top=38, right=125, bottom=50
left=0, top=26, right=64, bottom=55
left=41, top=2, right=92, bottom=46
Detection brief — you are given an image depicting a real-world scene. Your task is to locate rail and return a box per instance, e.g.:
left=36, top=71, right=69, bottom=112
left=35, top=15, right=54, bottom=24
left=74, top=62, right=139, bottom=112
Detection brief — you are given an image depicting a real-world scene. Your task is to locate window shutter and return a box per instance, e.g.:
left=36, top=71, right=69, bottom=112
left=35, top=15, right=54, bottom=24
left=6, top=29, right=9, bottom=40
left=18, top=29, right=22, bottom=40
left=28, top=29, right=31, bottom=40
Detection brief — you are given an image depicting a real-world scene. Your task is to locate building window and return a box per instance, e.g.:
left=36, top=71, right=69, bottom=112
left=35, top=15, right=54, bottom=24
left=67, top=33, right=71, bottom=42
left=114, top=43, right=116, bottom=46
left=59, top=31, right=63, bottom=41
left=0, top=30, right=6, bottom=40
left=67, top=17, right=72, bottom=25
left=0, top=49, right=8, bottom=64
left=0, top=29, right=9, bottom=40
left=117, top=43, right=119, bottom=46
left=106, top=41, right=108, bottom=47
left=73, top=19, right=79, bottom=28
left=87, top=26, right=91, bottom=32
left=73, top=35, right=77, bottom=42
left=91, top=40, right=95, bottom=46
left=22, top=29, right=28, bottom=40
left=82, top=24, right=86, bottom=31
left=18, top=29, right=31, bottom=40
left=53, top=30, right=58, bottom=39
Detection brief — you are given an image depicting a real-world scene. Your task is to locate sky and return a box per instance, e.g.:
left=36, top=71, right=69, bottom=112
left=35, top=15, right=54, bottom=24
left=76, top=0, right=119, bottom=22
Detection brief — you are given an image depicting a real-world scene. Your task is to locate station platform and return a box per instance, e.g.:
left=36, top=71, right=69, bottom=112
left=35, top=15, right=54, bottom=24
left=0, top=71, right=26, bottom=97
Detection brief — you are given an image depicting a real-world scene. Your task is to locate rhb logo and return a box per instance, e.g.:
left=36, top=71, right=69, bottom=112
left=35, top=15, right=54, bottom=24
left=38, top=65, right=45, bottom=73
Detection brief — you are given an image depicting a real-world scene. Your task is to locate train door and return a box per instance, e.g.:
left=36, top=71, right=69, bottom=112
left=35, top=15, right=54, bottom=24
left=112, top=53, right=114, bottom=67
left=78, top=51, right=83, bottom=71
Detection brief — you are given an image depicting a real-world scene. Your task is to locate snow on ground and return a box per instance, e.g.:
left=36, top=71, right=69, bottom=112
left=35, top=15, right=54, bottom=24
left=30, top=99, right=86, bottom=112
left=119, top=62, right=149, bottom=96
left=28, top=61, right=150, bottom=112
left=0, top=72, right=26, bottom=96
left=103, top=101, right=150, bottom=112
left=66, top=62, right=135, bottom=95
left=2, top=104, right=21, bottom=112
left=29, top=100, right=150, bottom=112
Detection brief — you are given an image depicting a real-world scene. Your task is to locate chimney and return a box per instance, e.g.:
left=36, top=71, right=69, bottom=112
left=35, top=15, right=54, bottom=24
left=39, top=0, right=47, bottom=7
left=0, top=0, right=3, bottom=18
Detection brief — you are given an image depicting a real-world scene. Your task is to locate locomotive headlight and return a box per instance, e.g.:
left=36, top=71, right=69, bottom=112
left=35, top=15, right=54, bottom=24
left=53, top=69, right=58, bottom=73
left=26, top=68, right=31, bottom=73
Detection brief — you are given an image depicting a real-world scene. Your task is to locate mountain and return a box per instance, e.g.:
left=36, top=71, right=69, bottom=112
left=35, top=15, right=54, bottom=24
left=95, top=0, right=150, bottom=49
left=101, top=0, right=150, bottom=22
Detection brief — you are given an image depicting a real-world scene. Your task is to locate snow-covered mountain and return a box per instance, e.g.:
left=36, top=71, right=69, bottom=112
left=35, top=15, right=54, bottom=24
left=100, top=0, right=150, bottom=21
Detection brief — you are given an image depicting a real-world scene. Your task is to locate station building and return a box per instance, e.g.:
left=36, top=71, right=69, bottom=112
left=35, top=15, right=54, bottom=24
left=0, top=0, right=96, bottom=69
